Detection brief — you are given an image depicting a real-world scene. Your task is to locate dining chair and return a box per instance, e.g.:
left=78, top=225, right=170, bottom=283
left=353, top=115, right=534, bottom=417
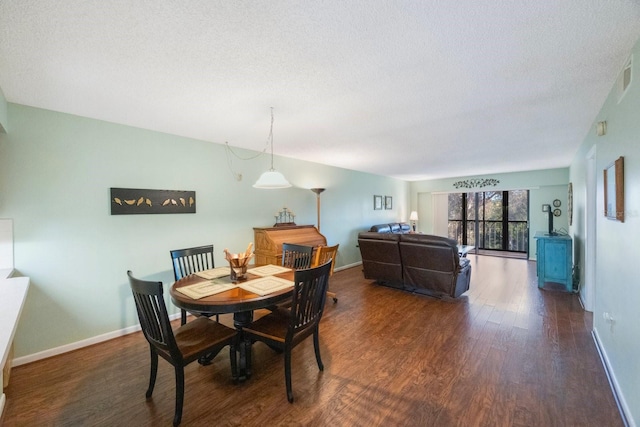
left=242, top=260, right=332, bottom=403
left=127, top=271, right=237, bottom=427
left=281, top=242, right=314, bottom=269
left=273, top=243, right=315, bottom=311
left=170, top=245, right=216, bottom=324
left=312, top=244, right=339, bottom=303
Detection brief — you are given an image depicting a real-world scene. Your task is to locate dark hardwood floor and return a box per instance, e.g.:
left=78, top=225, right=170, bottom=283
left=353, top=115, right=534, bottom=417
left=2, top=256, right=623, bottom=426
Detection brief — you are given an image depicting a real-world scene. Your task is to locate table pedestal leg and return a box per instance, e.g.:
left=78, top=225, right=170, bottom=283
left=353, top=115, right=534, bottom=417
left=233, top=310, right=253, bottom=381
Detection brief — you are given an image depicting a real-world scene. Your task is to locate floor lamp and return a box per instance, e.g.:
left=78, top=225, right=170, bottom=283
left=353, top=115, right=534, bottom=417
left=310, top=188, right=325, bottom=231
left=311, top=187, right=337, bottom=303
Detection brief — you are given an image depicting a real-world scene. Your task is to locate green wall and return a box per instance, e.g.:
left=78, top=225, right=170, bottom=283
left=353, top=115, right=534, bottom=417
left=569, top=39, right=640, bottom=425
left=0, top=86, right=7, bottom=133
left=0, top=103, right=409, bottom=358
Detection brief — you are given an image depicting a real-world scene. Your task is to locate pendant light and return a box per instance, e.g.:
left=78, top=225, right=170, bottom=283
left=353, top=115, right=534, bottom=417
left=253, top=108, right=291, bottom=189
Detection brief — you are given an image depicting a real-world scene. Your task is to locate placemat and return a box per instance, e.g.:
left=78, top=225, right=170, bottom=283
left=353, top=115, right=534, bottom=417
left=238, top=276, right=294, bottom=296
left=195, top=267, right=231, bottom=280
left=176, top=280, right=237, bottom=299
left=246, top=264, right=292, bottom=277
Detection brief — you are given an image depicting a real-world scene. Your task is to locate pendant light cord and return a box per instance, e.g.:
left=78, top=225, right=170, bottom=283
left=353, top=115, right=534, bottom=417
left=224, top=107, right=276, bottom=180
left=268, top=107, right=275, bottom=171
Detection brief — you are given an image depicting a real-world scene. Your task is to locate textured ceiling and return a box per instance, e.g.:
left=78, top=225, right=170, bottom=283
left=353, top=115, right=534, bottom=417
left=1, top=1, right=639, bottom=180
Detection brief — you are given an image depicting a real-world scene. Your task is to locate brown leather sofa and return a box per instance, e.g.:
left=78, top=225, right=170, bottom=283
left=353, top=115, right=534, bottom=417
left=358, top=231, right=471, bottom=298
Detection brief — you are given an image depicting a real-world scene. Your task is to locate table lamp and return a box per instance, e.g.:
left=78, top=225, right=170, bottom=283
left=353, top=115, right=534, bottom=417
left=409, top=211, right=419, bottom=232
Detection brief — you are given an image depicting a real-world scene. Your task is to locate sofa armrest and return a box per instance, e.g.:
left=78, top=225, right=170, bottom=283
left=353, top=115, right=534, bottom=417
left=370, top=224, right=391, bottom=233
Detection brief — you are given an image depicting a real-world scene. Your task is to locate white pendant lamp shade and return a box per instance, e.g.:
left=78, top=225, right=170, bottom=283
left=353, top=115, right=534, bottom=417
left=253, top=107, right=292, bottom=189
left=253, top=169, right=291, bottom=189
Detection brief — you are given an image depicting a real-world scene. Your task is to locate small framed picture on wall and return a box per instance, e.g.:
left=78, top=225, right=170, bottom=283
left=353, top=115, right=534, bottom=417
left=374, top=195, right=383, bottom=210
left=385, top=196, right=392, bottom=210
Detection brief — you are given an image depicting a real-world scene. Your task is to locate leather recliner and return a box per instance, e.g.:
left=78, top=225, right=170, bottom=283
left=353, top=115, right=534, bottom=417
left=358, top=231, right=471, bottom=298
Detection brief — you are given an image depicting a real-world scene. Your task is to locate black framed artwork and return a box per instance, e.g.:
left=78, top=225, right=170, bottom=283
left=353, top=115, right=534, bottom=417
left=373, top=195, right=383, bottom=210
left=385, top=196, right=392, bottom=210
left=110, top=188, right=196, bottom=215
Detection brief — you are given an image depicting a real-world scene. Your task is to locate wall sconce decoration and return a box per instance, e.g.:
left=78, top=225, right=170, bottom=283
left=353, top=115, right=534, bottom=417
left=452, top=178, right=500, bottom=189
left=409, top=211, right=419, bottom=231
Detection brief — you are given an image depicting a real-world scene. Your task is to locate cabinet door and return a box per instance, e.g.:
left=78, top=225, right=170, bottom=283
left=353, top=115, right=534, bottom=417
left=543, top=240, right=569, bottom=282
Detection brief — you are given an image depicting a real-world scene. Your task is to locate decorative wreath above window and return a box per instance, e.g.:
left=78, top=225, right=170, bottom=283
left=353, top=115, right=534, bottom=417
left=452, top=178, right=500, bottom=189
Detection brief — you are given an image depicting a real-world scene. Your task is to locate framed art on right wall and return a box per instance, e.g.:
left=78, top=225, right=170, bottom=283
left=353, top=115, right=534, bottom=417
left=568, top=183, right=573, bottom=226
left=604, top=156, right=624, bottom=222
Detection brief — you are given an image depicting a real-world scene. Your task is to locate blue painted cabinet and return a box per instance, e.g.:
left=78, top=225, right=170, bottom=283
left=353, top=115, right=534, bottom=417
left=534, top=232, right=573, bottom=292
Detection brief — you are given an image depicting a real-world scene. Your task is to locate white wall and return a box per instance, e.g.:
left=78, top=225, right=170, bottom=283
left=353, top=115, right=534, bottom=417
left=0, top=103, right=409, bottom=359
left=569, top=39, right=640, bottom=426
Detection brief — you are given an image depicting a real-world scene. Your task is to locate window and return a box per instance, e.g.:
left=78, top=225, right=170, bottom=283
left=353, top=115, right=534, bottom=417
left=448, top=190, right=529, bottom=253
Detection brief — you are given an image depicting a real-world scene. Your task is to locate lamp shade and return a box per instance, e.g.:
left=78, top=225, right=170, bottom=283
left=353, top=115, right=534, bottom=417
left=409, top=211, right=419, bottom=221
left=253, top=170, right=292, bottom=189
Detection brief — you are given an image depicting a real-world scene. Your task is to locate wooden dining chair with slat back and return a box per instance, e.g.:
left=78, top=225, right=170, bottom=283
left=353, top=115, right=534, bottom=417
left=170, top=245, right=217, bottom=324
left=312, top=243, right=339, bottom=303
left=281, top=243, right=314, bottom=269
left=242, top=260, right=332, bottom=402
left=127, top=271, right=237, bottom=427
left=274, top=243, right=315, bottom=311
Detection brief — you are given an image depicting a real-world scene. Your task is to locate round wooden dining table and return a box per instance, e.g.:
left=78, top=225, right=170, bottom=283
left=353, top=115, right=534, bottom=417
left=169, top=267, right=294, bottom=380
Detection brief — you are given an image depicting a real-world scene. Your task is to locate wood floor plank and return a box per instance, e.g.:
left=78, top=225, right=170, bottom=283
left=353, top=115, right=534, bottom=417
left=1, top=256, right=624, bottom=426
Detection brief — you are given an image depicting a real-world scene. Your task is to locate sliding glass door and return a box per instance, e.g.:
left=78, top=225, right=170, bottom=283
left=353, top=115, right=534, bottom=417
left=448, top=190, right=529, bottom=254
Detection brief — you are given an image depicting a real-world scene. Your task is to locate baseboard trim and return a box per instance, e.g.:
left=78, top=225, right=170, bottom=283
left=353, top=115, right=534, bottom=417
left=334, top=261, right=361, bottom=272
left=12, top=312, right=182, bottom=367
left=11, top=264, right=366, bottom=367
left=12, top=263, right=366, bottom=368
left=592, top=328, right=635, bottom=427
